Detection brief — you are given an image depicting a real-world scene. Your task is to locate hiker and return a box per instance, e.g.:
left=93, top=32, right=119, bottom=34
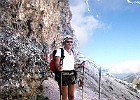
left=54, top=35, right=84, bottom=100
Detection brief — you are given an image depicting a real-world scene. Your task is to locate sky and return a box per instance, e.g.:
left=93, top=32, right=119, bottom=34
left=69, top=0, right=140, bottom=74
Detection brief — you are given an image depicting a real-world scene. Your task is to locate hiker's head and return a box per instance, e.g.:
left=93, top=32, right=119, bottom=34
left=63, top=35, right=73, bottom=48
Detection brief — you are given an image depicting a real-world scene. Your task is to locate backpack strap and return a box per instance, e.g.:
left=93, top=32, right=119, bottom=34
left=60, top=48, right=65, bottom=65
left=71, top=49, right=74, bottom=55
left=52, top=50, right=57, bottom=60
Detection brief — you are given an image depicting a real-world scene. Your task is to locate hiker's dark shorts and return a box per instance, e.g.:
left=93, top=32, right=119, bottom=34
left=55, top=70, right=77, bottom=86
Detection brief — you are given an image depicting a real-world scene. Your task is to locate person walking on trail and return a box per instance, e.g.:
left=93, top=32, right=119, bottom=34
left=54, top=35, right=84, bottom=100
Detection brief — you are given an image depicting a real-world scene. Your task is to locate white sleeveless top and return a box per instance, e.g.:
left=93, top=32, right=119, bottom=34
left=55, top=48, right=75, bottom=71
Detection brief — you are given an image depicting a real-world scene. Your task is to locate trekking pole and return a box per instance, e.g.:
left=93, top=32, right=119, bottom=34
left=82, top=61, right=85, bottom=100
left=82, top=66, right=84, bottom=100
left=59, top=54, right=64, bottom=100
left=60, top=71, right=62, bottom=100
left=98, top=67, right=101, bottom=100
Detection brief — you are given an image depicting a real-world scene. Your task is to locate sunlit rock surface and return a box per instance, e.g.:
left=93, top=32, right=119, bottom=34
left=0, top=0, right=74, bottom=49
left=0, top=0, right=74, bottom=99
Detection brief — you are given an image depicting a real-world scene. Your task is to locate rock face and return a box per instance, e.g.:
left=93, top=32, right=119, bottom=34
left=0, top=32, right=49, bottom=99
left=0, top=0, right=74, bottom=49
left=0, top=0, right=75, bottom=99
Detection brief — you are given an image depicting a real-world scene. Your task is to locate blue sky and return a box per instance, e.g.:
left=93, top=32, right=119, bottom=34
left=69, top=0, right=140, bottom=74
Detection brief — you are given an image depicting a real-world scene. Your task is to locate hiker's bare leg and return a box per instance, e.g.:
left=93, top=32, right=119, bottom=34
left=68, top=84, right=75, bottom=100
left=62, top=85, right=68, bottom=100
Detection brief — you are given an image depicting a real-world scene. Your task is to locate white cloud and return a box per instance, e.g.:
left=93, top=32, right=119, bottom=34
left=127, top=0, right=133, bottom=4
left=109, top=60, right=140, bottom=74
left=70, top=0, right=102, bottom=48
left=127, top=0, right=140, bottom=4
left=134, top=1, right=140, bottom=4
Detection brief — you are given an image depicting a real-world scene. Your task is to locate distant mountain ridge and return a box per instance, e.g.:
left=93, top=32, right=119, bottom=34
left=110, top=72, right=140, bottom=90
left=113, top=73, right=132, bottom=80
left=123, top=73, right=140, bottom=82
left=122, top=73, right=140, bottom=89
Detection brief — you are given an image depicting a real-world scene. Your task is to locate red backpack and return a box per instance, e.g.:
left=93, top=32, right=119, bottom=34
left=46, top=48, right=65, bottom=73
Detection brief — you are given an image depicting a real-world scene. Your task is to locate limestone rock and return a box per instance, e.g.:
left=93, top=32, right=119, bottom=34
left=42, top=78, right=60, bottom=100
left=0, top=0, right=75, bottom=99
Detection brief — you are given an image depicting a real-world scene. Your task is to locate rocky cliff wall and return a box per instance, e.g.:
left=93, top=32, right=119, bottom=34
left=0, top=0, right=75, bottom=99
left=0, top=0, right=74, bottom=49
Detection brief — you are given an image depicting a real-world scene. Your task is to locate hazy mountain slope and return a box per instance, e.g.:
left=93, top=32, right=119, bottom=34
left=74, top=54, right=140, bottom=100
